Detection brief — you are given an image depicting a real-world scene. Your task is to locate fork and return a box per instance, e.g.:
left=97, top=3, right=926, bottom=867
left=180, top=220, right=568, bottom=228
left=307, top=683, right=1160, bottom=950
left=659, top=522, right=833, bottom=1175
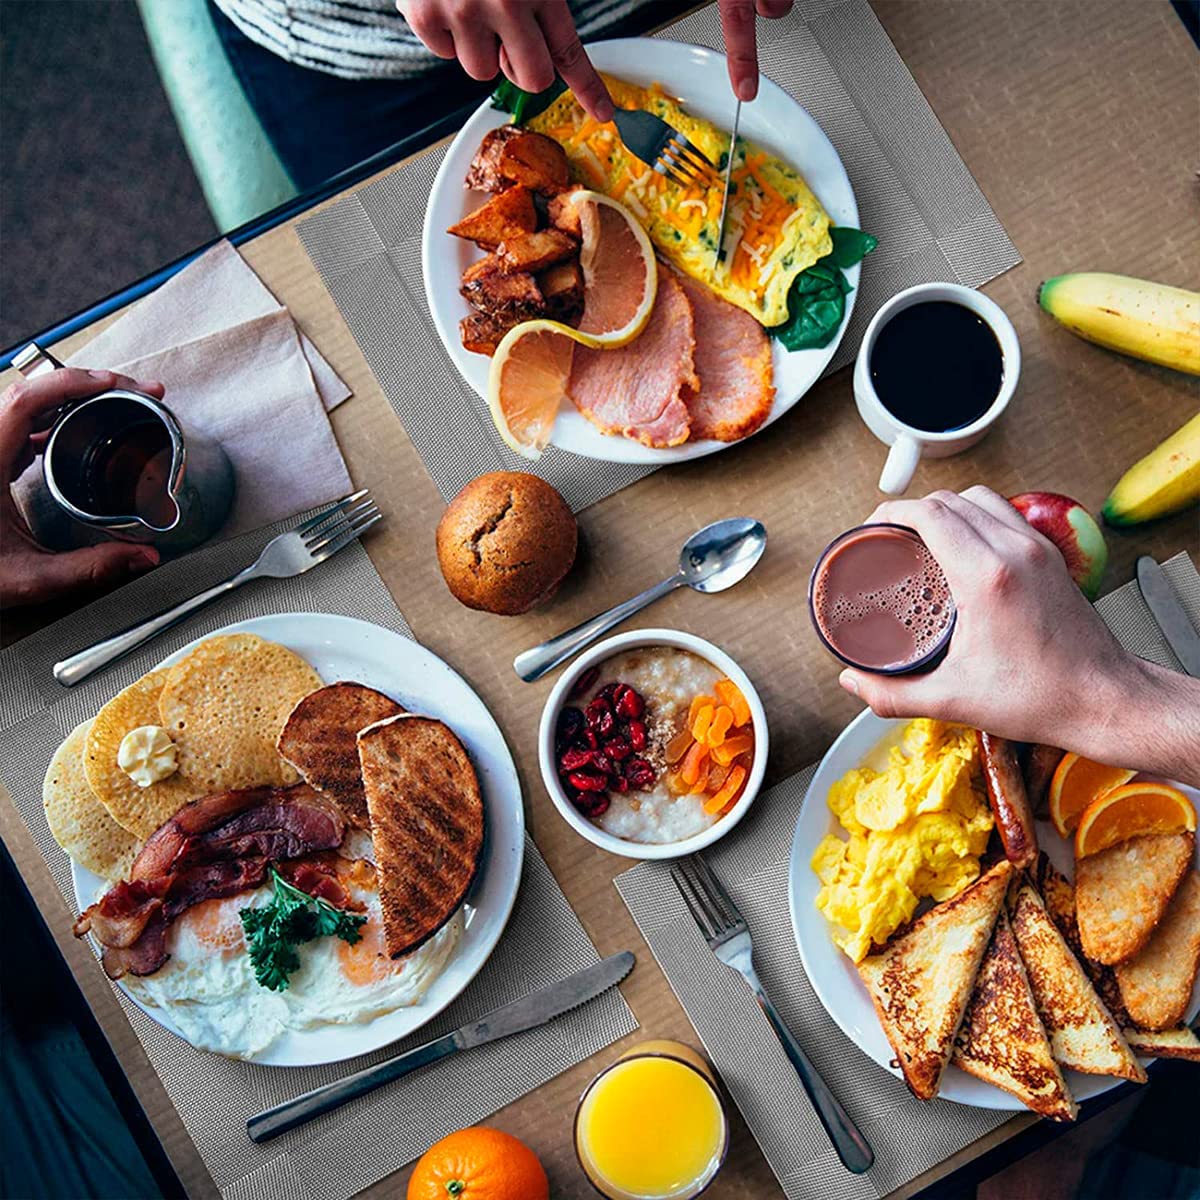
left=671, top=854, right=875, bottom=1174
left=52, top=490, right=382, bottom=687
left=610, top=107, right=719, bottom=190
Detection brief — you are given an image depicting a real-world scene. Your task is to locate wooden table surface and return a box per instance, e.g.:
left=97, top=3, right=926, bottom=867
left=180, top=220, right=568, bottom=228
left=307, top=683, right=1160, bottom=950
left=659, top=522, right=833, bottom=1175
left=2, top=1, right=1197, bottom=1197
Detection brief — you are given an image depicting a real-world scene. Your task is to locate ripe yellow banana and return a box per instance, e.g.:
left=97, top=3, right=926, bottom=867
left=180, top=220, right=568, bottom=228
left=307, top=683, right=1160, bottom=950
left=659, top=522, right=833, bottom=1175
left=1038, top=272, right=1200, bottom=375
left=1103, top=410, right=1200, bottom=526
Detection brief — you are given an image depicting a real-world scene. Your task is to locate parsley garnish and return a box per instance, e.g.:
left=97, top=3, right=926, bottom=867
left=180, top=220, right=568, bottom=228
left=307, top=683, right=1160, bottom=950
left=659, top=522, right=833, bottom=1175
left=240, top=867, right=367, bottom=992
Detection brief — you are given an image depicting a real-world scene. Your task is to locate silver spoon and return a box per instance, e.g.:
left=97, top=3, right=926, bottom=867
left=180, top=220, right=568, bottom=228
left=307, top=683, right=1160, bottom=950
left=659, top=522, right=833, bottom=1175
left=514, top=517, right=767, bottom=682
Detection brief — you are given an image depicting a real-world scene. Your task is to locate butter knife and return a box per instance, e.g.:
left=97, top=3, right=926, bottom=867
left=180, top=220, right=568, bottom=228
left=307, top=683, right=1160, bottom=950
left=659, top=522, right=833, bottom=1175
left=1137, top=556, right=1200, bottom=676
left=715, top=98, right=742, bottom=266
left=247, top=951, right=635, bottom=1143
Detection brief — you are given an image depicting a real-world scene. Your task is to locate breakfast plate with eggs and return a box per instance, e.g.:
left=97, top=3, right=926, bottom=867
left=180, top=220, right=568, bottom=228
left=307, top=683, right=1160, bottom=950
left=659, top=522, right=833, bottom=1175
left=422, top=38, right=860, bottom=464
left=788, top=709, right=1200, bottom=1112
left=62, top=613, right=524, bottom=1067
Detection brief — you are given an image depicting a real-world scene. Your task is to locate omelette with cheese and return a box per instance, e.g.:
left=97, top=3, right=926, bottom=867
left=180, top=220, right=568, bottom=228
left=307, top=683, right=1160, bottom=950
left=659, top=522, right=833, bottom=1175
left=811, top=720, right=994, bottom=963
left=529, top=75, right=832, bottom=326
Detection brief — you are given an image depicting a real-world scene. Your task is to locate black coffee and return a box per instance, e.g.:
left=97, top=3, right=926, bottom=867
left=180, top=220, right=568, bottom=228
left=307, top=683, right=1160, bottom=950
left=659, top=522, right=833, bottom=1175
left=869, top=301, right=1003, bottom=433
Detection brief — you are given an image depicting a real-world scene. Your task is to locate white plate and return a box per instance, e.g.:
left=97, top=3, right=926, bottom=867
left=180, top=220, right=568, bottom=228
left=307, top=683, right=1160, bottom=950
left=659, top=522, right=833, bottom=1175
left=72, top=613, right=525, bottom=1067
left=422, top=37, right=860, bottom=464
left=788, top=709, right=1200, bottom=1110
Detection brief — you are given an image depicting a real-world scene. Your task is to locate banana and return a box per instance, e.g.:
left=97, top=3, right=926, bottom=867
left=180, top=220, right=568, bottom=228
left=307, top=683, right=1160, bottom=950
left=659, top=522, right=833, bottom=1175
left=1038, top=273, right=1200, bottom=375
left=1103, top=410, right=1200, bottom=526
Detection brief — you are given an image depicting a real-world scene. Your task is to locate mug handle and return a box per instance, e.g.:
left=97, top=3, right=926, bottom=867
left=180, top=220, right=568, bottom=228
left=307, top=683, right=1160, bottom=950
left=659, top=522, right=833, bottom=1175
left=879, top=434, right=921, bottom=495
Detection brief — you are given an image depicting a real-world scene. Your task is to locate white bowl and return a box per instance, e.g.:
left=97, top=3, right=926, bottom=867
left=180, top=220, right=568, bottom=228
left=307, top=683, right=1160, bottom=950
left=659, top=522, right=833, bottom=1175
left=538, top=629, right=768, bottom=859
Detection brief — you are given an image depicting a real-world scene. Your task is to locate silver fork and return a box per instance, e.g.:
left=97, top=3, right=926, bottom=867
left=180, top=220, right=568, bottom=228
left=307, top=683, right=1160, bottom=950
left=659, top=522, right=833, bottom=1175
left=52, top=490, right=382, bottom=687
left=610, top=107, right=719, bottom=190
left=671, top=854, right=874, bottom=1174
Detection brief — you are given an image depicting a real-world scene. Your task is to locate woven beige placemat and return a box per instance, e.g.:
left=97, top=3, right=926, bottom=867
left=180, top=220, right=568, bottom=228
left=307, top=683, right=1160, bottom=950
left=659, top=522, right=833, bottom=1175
left=0, top=517, right=636, bottom=1200
left=616, top=552, right=1198, bottom=1199
left=296, top=0, right=1019, bottom=513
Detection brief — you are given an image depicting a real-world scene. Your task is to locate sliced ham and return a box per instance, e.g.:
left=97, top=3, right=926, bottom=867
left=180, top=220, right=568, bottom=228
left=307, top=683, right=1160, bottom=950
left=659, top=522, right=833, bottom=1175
left=673, top=270, right=775, bottom=443
left=568, top=271, right=698, bottom=448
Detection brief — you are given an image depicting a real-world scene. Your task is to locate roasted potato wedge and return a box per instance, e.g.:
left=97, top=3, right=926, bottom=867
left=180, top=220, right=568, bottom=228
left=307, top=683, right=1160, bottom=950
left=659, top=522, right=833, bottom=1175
left=447, top=186, right=537, bottom=249
left=460, top=270, right=544, bottom=317
left=495, top=229, right=578, bottom=273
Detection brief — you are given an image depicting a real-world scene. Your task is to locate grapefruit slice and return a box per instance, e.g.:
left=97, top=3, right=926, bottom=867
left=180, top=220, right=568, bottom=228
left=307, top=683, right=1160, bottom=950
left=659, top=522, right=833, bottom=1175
left=485, top=190, right=657, bottom=457
left=1048, top=753, right=1137, bottom=837
left=1074, top=781, right=1196, bottom=858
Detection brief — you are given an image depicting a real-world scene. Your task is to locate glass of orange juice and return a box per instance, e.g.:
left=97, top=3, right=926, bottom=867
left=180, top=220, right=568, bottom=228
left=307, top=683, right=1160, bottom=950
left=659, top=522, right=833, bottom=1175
left=574, top=1040, right=728, bottom=1199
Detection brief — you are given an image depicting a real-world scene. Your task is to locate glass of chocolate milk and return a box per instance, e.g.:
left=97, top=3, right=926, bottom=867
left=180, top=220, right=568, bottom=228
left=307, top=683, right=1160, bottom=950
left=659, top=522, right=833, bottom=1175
left=808, top=524, right=955, bottom=673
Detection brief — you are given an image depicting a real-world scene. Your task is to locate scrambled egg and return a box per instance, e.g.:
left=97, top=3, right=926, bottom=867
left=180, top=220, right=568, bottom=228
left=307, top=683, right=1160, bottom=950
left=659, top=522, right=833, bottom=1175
left=528, top=75, right=832, bottom=326
left=811, top=720, right=993, bottom=963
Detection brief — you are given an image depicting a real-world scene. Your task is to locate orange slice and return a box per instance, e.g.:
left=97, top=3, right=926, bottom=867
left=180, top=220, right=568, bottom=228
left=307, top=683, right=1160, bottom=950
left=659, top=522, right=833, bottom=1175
left=485, top=191, right=656, bottom=458
left=1074, top=781, right=1197, bottom=858
left=1048, top=752, right=1137, bottom=837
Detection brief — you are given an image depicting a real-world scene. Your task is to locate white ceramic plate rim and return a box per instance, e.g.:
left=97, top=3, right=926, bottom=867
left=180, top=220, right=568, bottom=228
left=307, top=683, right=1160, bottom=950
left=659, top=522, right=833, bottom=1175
left=71, top=612, right=525, bottom=1067
left=422, top=37, right=860, bottom=464
left=537, top=628, right=768, bottom=860
left=787, top=708, right=1200, bottom=1110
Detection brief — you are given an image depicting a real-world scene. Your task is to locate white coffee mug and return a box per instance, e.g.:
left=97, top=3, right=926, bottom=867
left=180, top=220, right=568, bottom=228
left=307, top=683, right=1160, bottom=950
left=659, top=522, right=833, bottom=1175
left=853, top=282, right=1021, bottom=495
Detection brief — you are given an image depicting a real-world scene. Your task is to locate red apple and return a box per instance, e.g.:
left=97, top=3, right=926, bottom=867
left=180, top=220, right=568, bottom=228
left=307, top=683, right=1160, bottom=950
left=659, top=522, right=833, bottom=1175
left=1009, top=492, right=1108, bottom=599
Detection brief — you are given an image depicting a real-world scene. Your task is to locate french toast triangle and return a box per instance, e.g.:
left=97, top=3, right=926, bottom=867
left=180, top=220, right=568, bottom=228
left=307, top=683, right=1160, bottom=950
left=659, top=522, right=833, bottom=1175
left=357, top=713, right=485, bottom=959
left=952, top=912, right=1079, bottom=1122
left=1075, top=831, right=1194, bottom=965
left=1008, top=881, right=1145, bottom=1083
left=858, top=860, right=1012, bottom=1101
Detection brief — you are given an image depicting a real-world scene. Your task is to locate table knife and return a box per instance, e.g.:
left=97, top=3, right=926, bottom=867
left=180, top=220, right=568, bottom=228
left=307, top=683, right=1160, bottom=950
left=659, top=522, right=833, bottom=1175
left=715, top=98, right=742, bottom=266
left=1137, top=556, right=1200, bottom=676
left=246, top=951, right=634, bottom=1143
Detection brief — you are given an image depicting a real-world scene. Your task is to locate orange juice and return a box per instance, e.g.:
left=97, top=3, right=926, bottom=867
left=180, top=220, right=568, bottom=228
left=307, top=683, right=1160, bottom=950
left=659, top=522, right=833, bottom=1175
left=575, top=1041, right=727, bottom=1199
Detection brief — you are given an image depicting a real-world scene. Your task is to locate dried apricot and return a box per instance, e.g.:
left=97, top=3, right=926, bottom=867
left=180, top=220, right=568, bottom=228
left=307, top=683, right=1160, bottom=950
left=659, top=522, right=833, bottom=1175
left=714, top=680, right=751, bottom=726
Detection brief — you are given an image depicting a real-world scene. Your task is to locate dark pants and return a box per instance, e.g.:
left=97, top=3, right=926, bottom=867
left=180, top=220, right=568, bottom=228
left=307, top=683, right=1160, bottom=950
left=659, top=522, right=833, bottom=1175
left=208, top=1, right=492, bottom=190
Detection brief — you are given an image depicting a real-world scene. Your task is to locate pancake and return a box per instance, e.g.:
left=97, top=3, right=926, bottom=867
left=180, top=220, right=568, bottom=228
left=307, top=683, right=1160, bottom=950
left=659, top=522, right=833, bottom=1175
left=674, top=270, right=775, bottom=442
left=530, top=74, right=832, bottom=326
left=568, top=270, right=697, bottom=447
left=44, top=720, right=140, bottom=879
left=357, top=715, right=484, bottom=958
left=278, top=683, right=404, bottom=828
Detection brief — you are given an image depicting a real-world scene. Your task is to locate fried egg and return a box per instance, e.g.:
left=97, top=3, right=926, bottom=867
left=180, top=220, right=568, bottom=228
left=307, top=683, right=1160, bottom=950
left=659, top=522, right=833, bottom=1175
left=529, top=75, right=832, bottom=326
left=122, top=862, right=463, bottom=1059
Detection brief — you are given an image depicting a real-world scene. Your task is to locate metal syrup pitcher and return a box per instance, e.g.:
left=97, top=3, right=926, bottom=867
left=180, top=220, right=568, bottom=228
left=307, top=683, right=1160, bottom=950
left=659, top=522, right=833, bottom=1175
left=14, top=343, right=234, bottom=552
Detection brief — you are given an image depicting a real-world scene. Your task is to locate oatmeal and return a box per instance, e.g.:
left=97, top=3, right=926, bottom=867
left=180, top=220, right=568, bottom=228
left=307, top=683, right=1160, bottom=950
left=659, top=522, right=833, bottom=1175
left=553, top=647, right=756, bottom=845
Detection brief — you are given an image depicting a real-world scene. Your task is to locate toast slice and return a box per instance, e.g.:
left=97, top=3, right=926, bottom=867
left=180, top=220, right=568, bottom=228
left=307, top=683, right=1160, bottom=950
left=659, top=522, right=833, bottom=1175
left=278, top=683, right=403, bottom=828
left=1076, top=831, right=1193, bottom=965
left=1038, top=855, right=1200, bottom=1061
left=357, top=714, right=484, bottom=958
left=1115, top=871, right=1200, bottom=1031
left=953, top=912, right=1078, bottom=1121
left=858, top=860, right=1011, bottom=1100
left=1009, top=880, right=1144, bottom=1082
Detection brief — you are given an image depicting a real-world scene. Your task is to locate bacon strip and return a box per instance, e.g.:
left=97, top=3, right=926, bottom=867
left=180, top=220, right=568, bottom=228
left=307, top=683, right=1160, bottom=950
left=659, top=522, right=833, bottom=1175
left=75, top=784, right=345, bottom=978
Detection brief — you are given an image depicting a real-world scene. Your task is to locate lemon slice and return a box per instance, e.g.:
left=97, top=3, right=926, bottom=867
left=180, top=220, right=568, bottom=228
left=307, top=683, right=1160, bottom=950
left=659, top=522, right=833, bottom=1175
left=486, top=191, right=658, bottom=458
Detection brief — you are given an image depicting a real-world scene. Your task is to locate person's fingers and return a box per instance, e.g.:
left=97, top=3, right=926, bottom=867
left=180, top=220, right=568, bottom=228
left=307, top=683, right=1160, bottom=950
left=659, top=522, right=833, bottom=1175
left=756, top=0, right=793, bottom=17
left=537, top=2, right=612, bottom=121
left=448, top=18, right=500, bottom=80
left=720, top=0, right=760, bottom=101
left=925, top=488, right=1032, bottom=551
left=110, top=373, right=166, bottom=399
left=957, top=485, right=1031, bottom=534
left=494, top=5, right=556, bottom=92
left=16, top=542, right=159, bottom=607
left=399, top=2, right=456, bottom=58
left=838, top=666, right=954, bottom=723
left=864, top=496, right=991, bottom=579
left=0, top=369, right=112, bottom=480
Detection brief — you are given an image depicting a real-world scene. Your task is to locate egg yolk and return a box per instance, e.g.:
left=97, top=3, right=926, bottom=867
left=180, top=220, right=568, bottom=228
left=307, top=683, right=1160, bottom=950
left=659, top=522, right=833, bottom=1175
left=336, top=914, right=397, bottom=986
left=188, top=898, right=247, bottom=954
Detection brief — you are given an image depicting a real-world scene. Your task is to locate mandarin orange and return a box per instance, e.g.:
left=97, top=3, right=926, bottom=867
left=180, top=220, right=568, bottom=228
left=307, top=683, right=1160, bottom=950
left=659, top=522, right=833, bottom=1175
left=1048, top=753, right=1137, bottom=837
left=407, top=1128, right=548, bottom=1200
left=1074, top=782, right=1197, bottom=858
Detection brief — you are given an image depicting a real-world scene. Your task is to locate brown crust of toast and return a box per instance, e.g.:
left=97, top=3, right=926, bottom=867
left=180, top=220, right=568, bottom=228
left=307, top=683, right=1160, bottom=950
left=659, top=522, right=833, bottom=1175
left=357, top=714, right=485, bottom=958
left=277, top=683, right=403, bottom=829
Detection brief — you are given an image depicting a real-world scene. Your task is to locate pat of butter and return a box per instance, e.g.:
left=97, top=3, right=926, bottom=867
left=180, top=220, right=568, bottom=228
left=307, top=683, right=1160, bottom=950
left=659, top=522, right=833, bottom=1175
left=117, top=725, right=178, bottom=788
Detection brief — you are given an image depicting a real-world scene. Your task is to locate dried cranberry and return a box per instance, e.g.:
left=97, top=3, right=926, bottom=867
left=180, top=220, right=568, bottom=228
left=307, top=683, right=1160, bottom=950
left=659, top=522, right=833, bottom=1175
left=556, top=706, right=584, bottom=748
left=591, top=752, right=614, bottom=775
left=585, top=697, right=611, bottom=727
left=610, top=773, right=630, bottom=793
left=614, top=685, right=645, bottom=719
left=603, top=736, right=632, bottom=761
left=578, top=792, right=611, bottom=818
left=568, top=771, right=608, bottom=792
left=568, top=666, right=600, bottom=699
left=624, top=757, right=656, bottom=790
left=628, top=720, right=647, bottom=751
left=598, top=709, right=616, bottom=737
left=596, top=682, right=621, bottom=702
left=559, top=745, right=595, bottom=772
left=583, top=729, right=599, bottom=750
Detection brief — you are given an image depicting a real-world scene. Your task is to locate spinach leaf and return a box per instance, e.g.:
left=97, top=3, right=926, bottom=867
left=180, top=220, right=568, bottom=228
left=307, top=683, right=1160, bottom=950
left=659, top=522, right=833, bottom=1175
left=490, top=78, right=566, bottom=125
left=826, top=227, right=879, bottom=269
left=772, top=226, right=877, bottom=351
